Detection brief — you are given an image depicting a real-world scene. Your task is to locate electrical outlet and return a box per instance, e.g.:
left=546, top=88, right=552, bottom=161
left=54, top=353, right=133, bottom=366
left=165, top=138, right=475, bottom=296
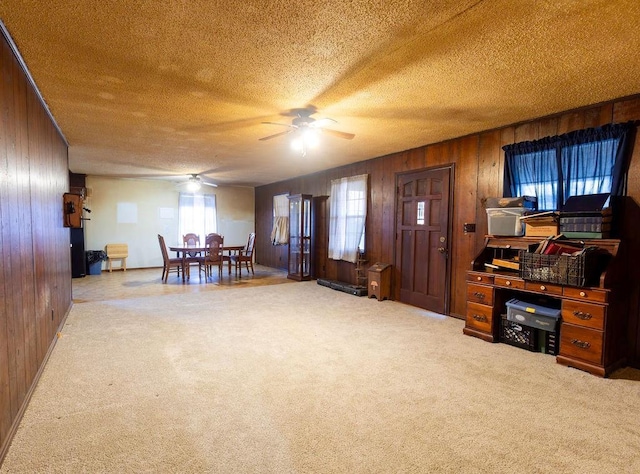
left=463, top=223, right=476, bottom=233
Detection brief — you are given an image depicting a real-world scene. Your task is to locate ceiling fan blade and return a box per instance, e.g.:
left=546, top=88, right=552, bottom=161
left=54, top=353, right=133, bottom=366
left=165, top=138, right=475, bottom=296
left=311, top=118, right=337, bottom=128
left=319, top=128, right=355, bottom=140
left=199, top=176, right=218, bottom=187
left=261, top=122, right=296, bottom=128
left=259, top=130, right=293, bottom=141
left=105, top=173, right=187, bottom=179
left=196, top=167, right=219, bottom=177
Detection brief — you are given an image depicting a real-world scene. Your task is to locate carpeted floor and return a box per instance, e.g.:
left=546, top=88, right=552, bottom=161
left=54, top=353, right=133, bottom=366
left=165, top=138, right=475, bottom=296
left=2, top=276, right=640, bottom=473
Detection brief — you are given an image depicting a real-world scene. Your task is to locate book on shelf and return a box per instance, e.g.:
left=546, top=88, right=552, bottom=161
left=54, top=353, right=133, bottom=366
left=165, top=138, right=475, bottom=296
left=543, top=241, right=584, bottom=256
left=491, top=258, right=520, bottom=270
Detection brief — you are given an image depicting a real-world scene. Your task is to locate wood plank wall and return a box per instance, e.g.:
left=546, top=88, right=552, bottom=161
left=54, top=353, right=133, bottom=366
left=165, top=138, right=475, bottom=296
left=255, top=95, right=640, bottom=368
left=0, top=33, right=71, bottom=460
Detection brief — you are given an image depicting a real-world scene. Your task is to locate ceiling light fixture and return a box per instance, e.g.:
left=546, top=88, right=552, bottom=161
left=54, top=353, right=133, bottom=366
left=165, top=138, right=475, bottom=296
left=186, top=176, right=201, bottom=192
left=290, top=128, right=320, bottom=157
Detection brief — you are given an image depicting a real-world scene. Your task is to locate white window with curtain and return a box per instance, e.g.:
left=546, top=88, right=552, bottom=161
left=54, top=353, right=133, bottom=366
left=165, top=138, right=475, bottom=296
left=270, top=193, right=289, bottom=245
left=328, top=174, right=368, bottom=263
left=178, top=193, right=217, bottom=242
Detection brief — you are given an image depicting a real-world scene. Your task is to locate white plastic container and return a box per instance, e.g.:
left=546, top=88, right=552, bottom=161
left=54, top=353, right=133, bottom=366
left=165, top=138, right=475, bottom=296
left=486, top=208, right=526, bottom=236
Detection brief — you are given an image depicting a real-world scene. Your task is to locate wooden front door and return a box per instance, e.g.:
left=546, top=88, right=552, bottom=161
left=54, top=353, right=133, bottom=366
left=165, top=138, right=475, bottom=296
left=395, top=166, right=452, bottom=314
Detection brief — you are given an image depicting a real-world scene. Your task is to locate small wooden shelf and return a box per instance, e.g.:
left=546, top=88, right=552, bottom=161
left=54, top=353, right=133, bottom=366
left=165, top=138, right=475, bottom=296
left=355, top=251, right=368, bottom=284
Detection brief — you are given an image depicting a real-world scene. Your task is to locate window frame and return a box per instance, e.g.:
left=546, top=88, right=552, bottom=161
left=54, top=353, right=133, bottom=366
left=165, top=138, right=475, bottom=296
left=503, top=122, right=635, bottom=211
left=328, top=174, right=368, bottom=263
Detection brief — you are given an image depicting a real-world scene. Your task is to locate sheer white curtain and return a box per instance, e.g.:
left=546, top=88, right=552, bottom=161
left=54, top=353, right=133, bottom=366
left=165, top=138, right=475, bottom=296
left=328, top=174, right=368, bottom=263
left=270, top=193, right=289, bottom=245
left=178, top=193, right=217, bottom=242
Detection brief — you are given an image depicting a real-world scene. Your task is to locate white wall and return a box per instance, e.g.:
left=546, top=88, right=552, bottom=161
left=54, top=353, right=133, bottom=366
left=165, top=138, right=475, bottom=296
left=84, top=177, right=255, bottom=269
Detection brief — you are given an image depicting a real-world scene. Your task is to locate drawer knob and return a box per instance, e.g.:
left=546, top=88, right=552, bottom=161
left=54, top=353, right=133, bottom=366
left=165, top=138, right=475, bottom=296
left=540, top=285, right=546, bottom=291
left=472, top=314, right=488, bottom=322
left=505, top=281, right=511, bottom=286
left=477, top=276, right=482, bottom=281
left=580, top=291, right=587, bottom=297
left=473, top=292, right=485, bottom=299
left=573, top=311, right=592, bottom=320
left=571, top=339, right=591, bottom=350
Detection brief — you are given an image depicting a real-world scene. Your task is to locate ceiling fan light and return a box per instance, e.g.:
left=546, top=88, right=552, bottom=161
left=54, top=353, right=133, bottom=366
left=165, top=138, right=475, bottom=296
left=304, top=129, right=320, bottom=148
left=291, top=137, right=303, bottom=152
left=187, top=178, right=201, bottom=192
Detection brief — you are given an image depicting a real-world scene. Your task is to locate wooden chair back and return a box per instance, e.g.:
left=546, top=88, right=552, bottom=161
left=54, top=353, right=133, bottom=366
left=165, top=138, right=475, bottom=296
left=183, top=233, right=201, bottom=257
left=158, top=234, right=170, bottom=263
left=182, top=233, right=200, bottom=246
left=204, top=233, right=224, bottom=263
left=244, top=232, right=256, bottom=257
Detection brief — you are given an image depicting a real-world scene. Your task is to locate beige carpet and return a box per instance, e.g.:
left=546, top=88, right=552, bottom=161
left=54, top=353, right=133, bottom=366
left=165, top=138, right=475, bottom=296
left=2, top=281, right=640, bottom=473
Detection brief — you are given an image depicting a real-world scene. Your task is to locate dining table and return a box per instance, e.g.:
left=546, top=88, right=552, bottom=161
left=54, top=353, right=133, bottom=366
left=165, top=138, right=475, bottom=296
left=168, top=244, right=246, bottom=282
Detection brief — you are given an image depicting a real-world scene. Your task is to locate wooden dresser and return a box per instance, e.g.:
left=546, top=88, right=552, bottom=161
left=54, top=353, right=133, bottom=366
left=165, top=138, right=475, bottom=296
left=464, top=236, right=625, bottom=377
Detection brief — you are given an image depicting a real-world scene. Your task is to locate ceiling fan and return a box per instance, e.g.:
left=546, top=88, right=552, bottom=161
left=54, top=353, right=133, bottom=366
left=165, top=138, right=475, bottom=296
left=259, top=107, right=355, bottom=142
left=180, top=173, right=218, bottom=191
left=107, top=169, right=218, bottom=191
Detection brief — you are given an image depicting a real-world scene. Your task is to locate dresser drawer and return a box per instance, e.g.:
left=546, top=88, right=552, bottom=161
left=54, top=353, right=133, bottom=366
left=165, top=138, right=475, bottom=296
left=467, top=283, right=494, bottom=305
left=563, top=287, right=608, bottom=303
left=467, top=272, right=494, bottom=285
left=559, top=324, right=603, bottom=365
left=494, top=275, right=525, bottom=290
left=562, top=300, right=605, bottom=331
left=524, top=281, right=563, bottom=296
left=466, top=302, right=493, bottom=333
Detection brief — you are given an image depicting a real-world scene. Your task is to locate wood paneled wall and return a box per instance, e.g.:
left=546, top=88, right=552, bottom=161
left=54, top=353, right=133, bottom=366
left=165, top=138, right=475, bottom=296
left=255, top=95, right=640, bottom=368
left=0, top=32, right=71, bottom=460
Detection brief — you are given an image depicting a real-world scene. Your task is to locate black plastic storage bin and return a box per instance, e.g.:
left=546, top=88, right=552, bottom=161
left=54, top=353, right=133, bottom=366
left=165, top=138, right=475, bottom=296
left=499, top=314, right=537, bottom=351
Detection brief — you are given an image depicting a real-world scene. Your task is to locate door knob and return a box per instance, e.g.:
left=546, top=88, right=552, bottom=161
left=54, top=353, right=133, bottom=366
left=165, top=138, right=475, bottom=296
left=438, top=247, right=447, bottom=254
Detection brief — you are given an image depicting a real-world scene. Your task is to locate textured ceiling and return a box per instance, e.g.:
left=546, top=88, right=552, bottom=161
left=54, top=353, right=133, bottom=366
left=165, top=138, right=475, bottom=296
left=2, top=0, right=640, bottom=186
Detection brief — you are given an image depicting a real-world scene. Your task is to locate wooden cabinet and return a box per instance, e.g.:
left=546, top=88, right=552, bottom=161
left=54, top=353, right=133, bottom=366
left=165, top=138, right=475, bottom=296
left=464, top=236, right=625, bottom=377
left=287, top=194, right=312, bottom=281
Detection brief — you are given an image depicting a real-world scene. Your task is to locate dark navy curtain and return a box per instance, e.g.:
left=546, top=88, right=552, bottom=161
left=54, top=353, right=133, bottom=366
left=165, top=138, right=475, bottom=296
left=503, top=122, right=636, bottom=210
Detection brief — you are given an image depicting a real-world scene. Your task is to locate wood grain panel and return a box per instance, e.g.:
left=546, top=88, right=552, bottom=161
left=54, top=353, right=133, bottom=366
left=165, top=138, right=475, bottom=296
left=1, top=34, right=23, bottom=432
left=450, top=136, right=477, bottom=318
left=0, top=31, right=71, bottom=460
left=558, top=111, right=586, bottom=134
left=538, top=117, right=558, bottom=138
left=10, top=39, right=30, bottom=416
left=0, top=32, right=13, bottom=448
left=584, top=104, right=613, bottom=128
left=476, top=130, right=501, bottom=240
left=384, top=152, right=402, bottom=297
left=368, top=158, right=385, bottom=264
left=514, top=121, right=539, bottom=142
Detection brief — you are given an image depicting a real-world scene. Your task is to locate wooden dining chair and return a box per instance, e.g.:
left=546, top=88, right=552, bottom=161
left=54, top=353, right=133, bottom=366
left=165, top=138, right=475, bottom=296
left=230, top=232, right=256, bottom=278
left=182, top=233, right=202, bottom=275
left=182, top=233, right=200, bottom=249
left=197, top=233, right=224, bottom=279
left=157, top=234, right=182, bottom=283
